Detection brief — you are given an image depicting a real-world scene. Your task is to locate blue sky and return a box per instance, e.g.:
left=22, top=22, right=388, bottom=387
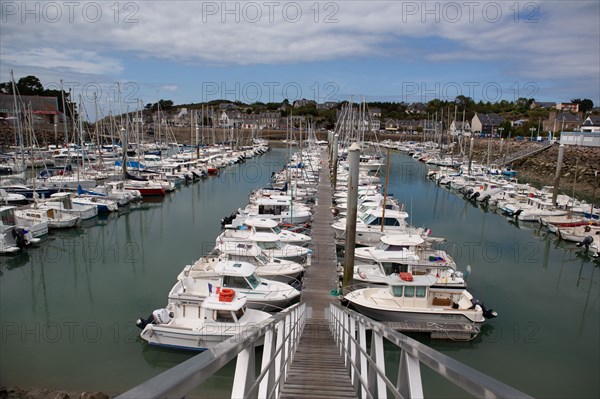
left=1, top=1, right=599, bottom=119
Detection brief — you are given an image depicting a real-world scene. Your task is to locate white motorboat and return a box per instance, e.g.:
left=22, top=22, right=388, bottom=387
left=516, top=197, right=567, bottom=222
left=216, top=230, right=310, bottom=263
left=230, top=217, right=311, bottom=246
left=170, top=260, right=300, bottom=312
left=332, top=209, right=424, bottom=246
left=15, top=206, right=79, bottom=229
left=137, top=291, right=271, bottom=351
left=353, top=235, right=464, bottom=287
left=1, top=205, right=48, bottom=238
left=1, top=206, right=41, bottom=253
left=237, top=197, right=312, bottom=224
left=216, top=242, right=304, bottom=283
left=558, top=224, right=600, bottom=242
left=345, top=273, right=496, bottom=327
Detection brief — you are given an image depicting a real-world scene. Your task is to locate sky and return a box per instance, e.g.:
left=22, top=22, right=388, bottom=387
left=1, top=0, right=599, bottom=119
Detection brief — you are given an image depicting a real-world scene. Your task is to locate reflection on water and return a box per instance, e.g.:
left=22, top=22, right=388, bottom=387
left=141, top=344, right=196, bottom=369
left=0, top=148, right=598, bottom=398
left=387, top=151, right=599, bottom=399
left=0, top=148, right=289, bottom=394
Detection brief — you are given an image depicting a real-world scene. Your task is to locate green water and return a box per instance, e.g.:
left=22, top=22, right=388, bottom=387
left=385, top=152, right=599, bottom=399
left=1, top=148, right=598, bottom=398
left=0, top=148, right=287, bottom=395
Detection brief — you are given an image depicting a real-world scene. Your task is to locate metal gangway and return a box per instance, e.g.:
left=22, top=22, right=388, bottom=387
left=117, top=302, right=531, bottom=399
left=492, top=139, right=556, bottom=166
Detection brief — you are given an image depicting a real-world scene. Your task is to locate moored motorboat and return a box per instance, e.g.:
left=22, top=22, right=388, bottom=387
left=169, top=260, right=300, bottom=312
left=344, top=273, right=496, bottom=327
left=136, top=291, right=271, bottom=351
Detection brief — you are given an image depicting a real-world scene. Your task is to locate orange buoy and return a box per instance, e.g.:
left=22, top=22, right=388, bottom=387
left=219, top=288, right=235, bottom=302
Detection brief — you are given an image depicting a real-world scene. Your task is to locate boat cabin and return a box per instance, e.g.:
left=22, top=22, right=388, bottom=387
left=374, top=235, right=425, bottom=251
left=244, top=218, right=280, bottom=233
left=360, top=209, right=409, bottom=227
left=216, top=262, right=261, bottom=290
left=217, top=242, right=272, bottom=266
left=0, top=206, right=16, bottom=227
left=49, top=192, right=74, bottom=209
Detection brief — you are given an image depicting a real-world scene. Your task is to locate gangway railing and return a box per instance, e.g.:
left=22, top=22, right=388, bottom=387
left=329, top=304, right=532, bottom=399
left=492, top=139, right=555, bottom=166
left=116, top=303, right=307, bottom=399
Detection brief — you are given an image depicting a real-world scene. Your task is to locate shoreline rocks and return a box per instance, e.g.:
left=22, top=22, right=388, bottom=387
left=0, top=386, right=109, bottom=399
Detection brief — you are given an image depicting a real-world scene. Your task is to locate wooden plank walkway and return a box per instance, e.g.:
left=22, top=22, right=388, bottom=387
left=280, top=153, right=357, bottom=399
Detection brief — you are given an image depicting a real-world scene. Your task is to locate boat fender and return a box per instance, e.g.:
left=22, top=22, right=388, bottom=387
left=359, top=271, right=367, bottom=280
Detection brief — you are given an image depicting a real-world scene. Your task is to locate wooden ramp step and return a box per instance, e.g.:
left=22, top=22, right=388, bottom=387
left=280, top=319, right=357, bottom=399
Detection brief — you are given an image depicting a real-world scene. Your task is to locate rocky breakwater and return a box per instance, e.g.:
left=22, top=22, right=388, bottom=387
left=468, top=139, right=600, bottom=200
left=0, top=386, right=109, bottom=399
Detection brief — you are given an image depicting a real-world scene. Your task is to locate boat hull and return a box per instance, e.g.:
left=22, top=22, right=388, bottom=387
left=347, top=301, right=482, bottom=327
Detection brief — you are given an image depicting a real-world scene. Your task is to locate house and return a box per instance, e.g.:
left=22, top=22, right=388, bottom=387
left=450, top=120, right=471, bottom=136
left=384, top=118, right=398, bottom=131
left=406, top=103, right=426, bottom=114
left=421, top=119, right=438, bottom=133
left=279, top=115, right=307, bottom=129
left=543, top=112, right=582, bottom=133
left=0, top=93, right=62, bottom=124
left=511, top=119, right=528, bottom=128
left=316, top=101, right=338, bottom=110
left=219, top=109, right=242, bottom=128
left=556, top=103, right=579, bottom=113
left=370, top=118, right=381, bottom=131
left=530, top=101, right=555, bottom=109
left=560, top=131, right=600, bottom=147
left=240, top=114, right=260, bottom=129
left=580, top=116, right=600, bottom=133
left=259, top=112, right=280, bottom=129
left=218, top=103, right=239, bottom=110
left=293, top=99, right=316, bottom=108
left=471, top=113, right=505, bottom=135
left=368, top=108, right=382, bottom=118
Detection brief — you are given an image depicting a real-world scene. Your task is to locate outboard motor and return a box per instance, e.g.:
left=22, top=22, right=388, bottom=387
left=135, top=313, right=154, bottom=329
left=463, top=188, right=473, bottom=198
left=470, top=191, right=480, bottom=201
left=471, top=298, right=498, bottom=319
left=12, top=228, right=28, bottom=249
left=482, top=194, right=491, bottom=204
left=576, top=235, right=594, bottom=250
left=220, top=212, right=237, bottom=227
left=514, top=209, right=524, bottom=218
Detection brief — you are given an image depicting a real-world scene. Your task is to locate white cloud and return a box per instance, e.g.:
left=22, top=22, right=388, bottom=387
left=0, top=48, right=123, bottom=76
left=0, top=1, right=598, bottom=100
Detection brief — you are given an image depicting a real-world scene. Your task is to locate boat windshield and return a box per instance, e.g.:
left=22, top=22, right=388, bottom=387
left=256, top=252, right=271, bottom=264
left=246, top=273, right=260, bottom=289
left=374, top=242, right=389, bottom=251
left=258, top=241, right=284, bottom=250
left=390, top=285, right=427, bottom=298
left=223, top=275, right=250, bottom=289
left=0, top=209, right=15, bottom=226
left=361, top=214, right=376, bottom=224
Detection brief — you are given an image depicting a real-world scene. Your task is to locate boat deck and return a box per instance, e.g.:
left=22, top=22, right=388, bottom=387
left=281, top=153, right=357, bottom=399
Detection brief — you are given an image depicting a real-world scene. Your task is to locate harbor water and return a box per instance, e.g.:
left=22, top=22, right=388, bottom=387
left=1, top=147, right=598, bottom=398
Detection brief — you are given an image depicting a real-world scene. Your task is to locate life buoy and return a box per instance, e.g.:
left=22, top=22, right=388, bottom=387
left=219, top=288, right=235, bottom=302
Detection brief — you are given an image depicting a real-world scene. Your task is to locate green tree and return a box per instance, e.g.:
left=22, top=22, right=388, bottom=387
left=571, top=98, right=594, bottom=113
